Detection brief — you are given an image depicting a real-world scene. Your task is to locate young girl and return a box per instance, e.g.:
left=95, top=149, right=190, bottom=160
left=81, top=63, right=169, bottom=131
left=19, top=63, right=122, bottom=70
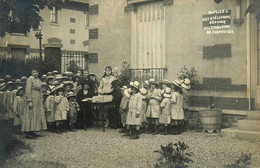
left=63, top=81, right=74, bottom=97
left=159, top=87, right=172, bottom=135
left=45, top=88, right=56, bottom=132
left=160, top=79, right=171, bottom=96
left=119, top=87, right=131, bottom=133
left=98, top=66, right=116, bottom=127
left=181, top=78, right=191, bottom=130
left=13, top=87, right=26, bottom=131
left=125, top=81, right=142, bottom=139
left=139, top=88, right=148, bottom=134
left=171, top=80, right=185, bottom=135
left=46, top=76, right=55, bottom=90
left=54, top=86, right=69, bottom=134
left=41, top=82, right=50, bottom=102
left=67, top=92, right=80, bottom=131
left=146, top=79, right=162, bottom=134
left=3, top=81, right=14, bottom=121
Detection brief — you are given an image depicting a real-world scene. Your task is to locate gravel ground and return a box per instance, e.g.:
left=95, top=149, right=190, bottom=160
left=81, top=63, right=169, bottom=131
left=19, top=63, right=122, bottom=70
left=2, top=128, right=260, bottom=168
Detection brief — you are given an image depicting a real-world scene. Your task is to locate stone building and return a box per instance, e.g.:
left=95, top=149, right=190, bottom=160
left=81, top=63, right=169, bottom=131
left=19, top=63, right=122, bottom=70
left=0, top=0, right=89, bottom=72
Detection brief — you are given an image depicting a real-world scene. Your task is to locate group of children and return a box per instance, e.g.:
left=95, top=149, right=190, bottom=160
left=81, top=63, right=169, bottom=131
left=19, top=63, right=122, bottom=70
left=0, top=70, right=98, bottom=137
left=118, top=78, right=190, bottom=139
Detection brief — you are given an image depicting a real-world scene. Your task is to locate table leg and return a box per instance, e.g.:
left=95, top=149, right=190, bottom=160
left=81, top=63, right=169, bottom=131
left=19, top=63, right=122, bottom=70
left=102, top=105, right=105, bottom=132
left=84, top=104, right=86, bottom=130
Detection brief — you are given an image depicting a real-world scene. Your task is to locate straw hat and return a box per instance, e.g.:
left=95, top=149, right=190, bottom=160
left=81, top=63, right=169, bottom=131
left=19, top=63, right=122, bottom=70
left=21, top=76, right=27, bottom=81
left=46, top=76, right=55, bottom=81
left=53, top=81, right=60, bottom=86
left=41, top=74, right=47, bottom=79
left=64, top=71, right=73, bottom=76
left=52, top=70, right=58, bottom=74
left=0, top=78, right=5, bottom=83
left=123, top=88, right=131, bottom=98
left=75, top=73, right=81, bottom=77
left=181, top=78, right=191, bottom=90
left=63, top=81, right=74, bottom=88
left=149, top=79, right=157, bottom=85
left=130, top=81, right=134, bottom=87
left=16, top=87, right=24, bottom=96
left=5, top=75, right=11, bottom=79
left=6, top=81, right=13, bottom=87
left=139, top=88, right=147, bottom=99
left=161, top=79, right=171, bottom=86
left=47, top=72, right=53, bottom=76
left=144, top=80, right=149, bottom=86
left=121, top=85, right=128, bottom=90
left=41, top=82, right=49, bottom=88
left=131, top=81, right=140, bottom=90
left=55, top=74, right=64, bottom=80
left=55, top=84, right=65, bottom=94
left=163, top=87, right=172, bottom=98
left=15, top=79, right=22, bottom=84
left=172, top=79, right=182, bottom=88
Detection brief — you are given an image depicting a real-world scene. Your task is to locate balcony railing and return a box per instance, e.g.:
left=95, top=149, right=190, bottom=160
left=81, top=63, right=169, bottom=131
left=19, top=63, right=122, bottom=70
left=130, top=68, right=167, bottom=82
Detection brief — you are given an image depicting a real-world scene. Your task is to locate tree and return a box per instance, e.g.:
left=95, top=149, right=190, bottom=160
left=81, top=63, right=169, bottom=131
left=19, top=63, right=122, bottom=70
left=0, top=0, right=65, bottom=37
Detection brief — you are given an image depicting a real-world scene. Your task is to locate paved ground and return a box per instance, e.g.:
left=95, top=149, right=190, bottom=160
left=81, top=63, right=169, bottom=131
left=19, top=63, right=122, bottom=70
left=2, top=128, right=260, bottom=168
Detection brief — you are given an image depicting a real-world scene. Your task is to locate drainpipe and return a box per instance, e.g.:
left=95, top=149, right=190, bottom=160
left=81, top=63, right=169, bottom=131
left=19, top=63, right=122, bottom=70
left=246, top=0, right=251, bottom=110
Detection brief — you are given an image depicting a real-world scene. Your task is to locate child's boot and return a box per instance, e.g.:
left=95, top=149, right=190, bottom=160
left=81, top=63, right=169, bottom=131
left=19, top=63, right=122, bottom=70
left=170, top=125, right=178, bottom=135
left=56, top=124, right=62, bottom=134
left=160, top=126, right=167, bottom=135
left=122, top=129, right=130, bottom=136
left=119, top=126, right=126, bottom=133
left=152, top=125, right=161, bottom=135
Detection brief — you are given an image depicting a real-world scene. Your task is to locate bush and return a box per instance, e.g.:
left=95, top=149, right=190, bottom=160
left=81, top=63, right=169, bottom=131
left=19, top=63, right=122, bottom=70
left=154, top=141, right=193, bottom=168
left=118, top=60, right=131, bottom=86
left=225, top=153, right=252, bottom=168
left=177, top=66, right=198, bottom=88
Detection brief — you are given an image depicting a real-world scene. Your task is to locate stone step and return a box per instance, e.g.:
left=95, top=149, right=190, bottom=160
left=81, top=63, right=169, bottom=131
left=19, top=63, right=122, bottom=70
left=247, top=111, right=260, bottom=120
left=221, top=128, right=260, bottom=142
left=237, top=120, right=260, bottom=131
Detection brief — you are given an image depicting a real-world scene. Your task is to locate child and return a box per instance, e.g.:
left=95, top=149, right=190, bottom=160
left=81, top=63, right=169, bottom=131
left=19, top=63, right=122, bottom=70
left=181, top=78, right=191, bottom=129
left=67, top=72, right=74, bottom=82
left=54, top=86, right=69, bottom=134
left=3, top=81, right=14, bottom=121
left=160, top=79, right=171, bottom=96
left=55, top=74, right=64, bottom=84
left=41, top=82, right=50, bottom=102
left=125, top=81, right=142, bottom=139
left=119, top=87, right=131, bottom=133
left=13, top=87, right=26, bottom=131
left=20, top=76, right=27, bottom=87
left=159, top=87, right=172, bottom=135
left=41, top=74, right=47, bottom=83
left=146, top=79, right=162, bottom=134
left=45, top=87, right=56, bottom=132
left=67, top=92, right=80, bottom=131
left=170, top=80, right=185, bottom=135
left=139, top=88, right=148, bottom=134
left=46, top=76, right=55, bottom=90
left=63, top=81, right=74, bottom=97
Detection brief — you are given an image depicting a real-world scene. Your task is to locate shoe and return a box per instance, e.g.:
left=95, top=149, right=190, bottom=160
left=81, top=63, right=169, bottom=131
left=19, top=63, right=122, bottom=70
left=129, top=130, right=139, bottom=140
left=160, top=127, right=167, bottom=135
left=170, top=126, right=179, bottom=135
left=122, top=129, right=130, bottom=136
left=119, top=127, right=126, bottom=133
left=152, top=126, right=161, bottom=135
left=26, top=134, right=37, bottom=139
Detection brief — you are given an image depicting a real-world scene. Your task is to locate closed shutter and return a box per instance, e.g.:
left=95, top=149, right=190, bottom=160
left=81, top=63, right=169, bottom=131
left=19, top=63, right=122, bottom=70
left=11, top=48, right=26, bottom=61
left=133, top=2, right=165, bottom=69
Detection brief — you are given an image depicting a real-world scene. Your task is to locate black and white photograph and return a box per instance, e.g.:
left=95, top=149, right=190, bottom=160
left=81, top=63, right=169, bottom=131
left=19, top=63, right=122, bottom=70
left=0, top=0, right=260, bottom=167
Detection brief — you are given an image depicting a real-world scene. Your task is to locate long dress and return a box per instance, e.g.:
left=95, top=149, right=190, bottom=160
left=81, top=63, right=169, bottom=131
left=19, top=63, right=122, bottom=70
left=13, top=96, right=26, bottom=126
left=22, top=76, right=47, bottom=132
left=3, top=90, right=14, bottom=120
left=44, top=95, right=56, bottom=122
left=159, top=98, right=172, bottom=124
left=126, top=93, right=143, bottom=126
left=171, top=92, right=184, bottom=120
left=146, top=88, right=162, bottom=118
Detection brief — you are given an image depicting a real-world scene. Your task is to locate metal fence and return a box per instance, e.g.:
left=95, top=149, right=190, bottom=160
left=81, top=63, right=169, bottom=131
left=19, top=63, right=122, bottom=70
left=61, top=50, right=88, bottom=73
left=130, top=68, right=167, bottom=82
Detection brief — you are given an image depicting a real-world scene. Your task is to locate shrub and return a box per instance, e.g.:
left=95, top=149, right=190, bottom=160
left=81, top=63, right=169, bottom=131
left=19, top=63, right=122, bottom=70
left=225, top=153, right=252, bottom=168
left=154, top=141, right=193, bottom=168
left=177, top=66, right=198, bottom=88
left=118, top=60, right=131, bottom=86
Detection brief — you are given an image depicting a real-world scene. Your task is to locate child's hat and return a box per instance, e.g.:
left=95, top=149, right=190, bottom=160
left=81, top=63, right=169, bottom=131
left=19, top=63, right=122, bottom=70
left=0, top=82, right=6, bottom=88
left=63, top=81, right=74, bottom=88
left=149, top=79, right=158, bottom=85
left=6, top=81, right=14, bottom=87
left=46, top=76, right=55, bottom=81
left=41, top=74, right=47, bottom=79
left=67, top=91, right=76, bottom=98
left=130, top=81, right=134, bottom=87
left=15, top=79, right=22, bottom=84
left=172, top=79, right=182, bottom=88
left=16, top=86, right=24, bottom=96
left=55, top=74, right=64, bottom=80
left=53, top=81, right=59, bottom=86
left=55, top=84, right=65, bottom=93
left=41, top=82, right=49, bottom=88
left=139, top=88, right=147, bottom=99
left=131, top=81, right=140, bottom=90
left=144, top=80, right=149, bottom=86
left=75, top=73, right=81, bottom=77
left=123, top=88, right=131, bottom=98
left=181, top=78, right=191, bottom=90
left=163, top=87, right=172, bottom=98
left=47, top=72, right=53, bottom=76
left=52, top=70, right=58, bottom=74
left=5, top=75, right=11, bottom=79
left=88, top=73, right=95, bottom=77
left=121, top=85, right=128, bottom=90
left=64, top=71, right=73, bottom=76
left=0, top=78, right=5, bottom=83
left=21, top=76, right=27, bottom=81
left=161, top=79, right=171, bottom=86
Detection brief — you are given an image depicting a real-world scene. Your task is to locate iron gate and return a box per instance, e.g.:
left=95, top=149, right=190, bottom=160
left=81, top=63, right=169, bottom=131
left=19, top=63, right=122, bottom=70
left=61, top=50, right=88, bottom=73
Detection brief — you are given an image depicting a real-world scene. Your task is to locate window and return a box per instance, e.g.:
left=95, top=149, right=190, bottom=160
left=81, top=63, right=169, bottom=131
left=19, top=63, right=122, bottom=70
left=131, top=2, right=165, bottom=69
left=70, top=18, right=76, bottom=23
left=11, top=48, right=26, bottom=61
left=85, top=11, right=89, bottom=28
left=50, top=6, right=58, bottom=23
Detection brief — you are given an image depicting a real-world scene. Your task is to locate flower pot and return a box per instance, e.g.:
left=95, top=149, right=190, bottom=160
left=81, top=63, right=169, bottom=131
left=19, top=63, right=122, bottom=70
left=199, top=110, right=222, bottom=133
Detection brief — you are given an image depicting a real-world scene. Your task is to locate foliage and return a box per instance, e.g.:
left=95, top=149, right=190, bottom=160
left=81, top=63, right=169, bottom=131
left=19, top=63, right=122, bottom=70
left=177, top=65, right=198, bottom=88
left=66, top=60, right=81, bottom=74
left=225, top=153, right=252, bottom=168
left=118, top=60, right=131, bottom=86
left=154, top=141, right=193, bottom=168
left=0, top=0, right=65, bottom=37
left=0, top=56, right=55, bottom=78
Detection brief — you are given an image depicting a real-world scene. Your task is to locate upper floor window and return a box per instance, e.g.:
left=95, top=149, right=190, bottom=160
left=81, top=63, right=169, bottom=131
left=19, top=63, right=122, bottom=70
left=85, top=11, right=89, bottom=28
left=50, top=6, right=58, bottom=23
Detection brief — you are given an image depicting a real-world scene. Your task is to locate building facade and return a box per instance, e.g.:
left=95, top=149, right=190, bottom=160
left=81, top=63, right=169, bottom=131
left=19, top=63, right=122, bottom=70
left=88, top=0, right=257, bottom=111
left=0, top=0, right=89, bottom=73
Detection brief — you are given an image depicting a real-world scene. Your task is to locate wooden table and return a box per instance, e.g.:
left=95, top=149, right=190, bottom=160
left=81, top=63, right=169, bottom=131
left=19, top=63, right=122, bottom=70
left=81, top=100, right=114, bottom=132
